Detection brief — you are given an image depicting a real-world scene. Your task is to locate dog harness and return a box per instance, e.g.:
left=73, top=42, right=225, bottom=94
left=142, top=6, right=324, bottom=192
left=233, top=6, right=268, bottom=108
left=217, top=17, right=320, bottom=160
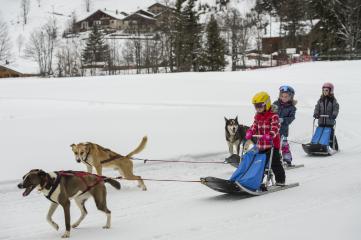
left=46, top=171, right=105, bottom=203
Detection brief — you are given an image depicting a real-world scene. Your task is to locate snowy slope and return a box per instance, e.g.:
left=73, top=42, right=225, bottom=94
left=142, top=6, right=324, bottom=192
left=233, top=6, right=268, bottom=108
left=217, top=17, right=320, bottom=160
left=1, top=61, right=361, bottom=239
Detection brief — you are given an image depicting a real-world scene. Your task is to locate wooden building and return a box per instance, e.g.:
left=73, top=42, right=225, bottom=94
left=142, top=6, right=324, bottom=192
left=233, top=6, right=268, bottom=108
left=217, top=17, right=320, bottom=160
left=262, top=20, right=321, bottom=54
left=0, top=65, right=23, bottom=78
left=74, top=9, right=128, bottom=32
left=122, top=10, right=157, bottom=33
left=147, top=3, right=173, bottom=15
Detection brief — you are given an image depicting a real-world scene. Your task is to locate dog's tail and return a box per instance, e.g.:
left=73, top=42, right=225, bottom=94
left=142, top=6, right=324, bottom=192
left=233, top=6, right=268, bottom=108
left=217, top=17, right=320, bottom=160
left=104, top=178, right=121, bottom=190
left=126, top=136, right=148, bottom=158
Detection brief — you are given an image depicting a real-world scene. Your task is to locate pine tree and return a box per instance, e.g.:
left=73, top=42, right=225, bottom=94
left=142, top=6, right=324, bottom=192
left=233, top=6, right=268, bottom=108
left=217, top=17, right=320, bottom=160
left=174, top=0, right=202, bottom=72
left=82, top=25, right=110, bottom=74
left=202, top=15, right=226, bottom=71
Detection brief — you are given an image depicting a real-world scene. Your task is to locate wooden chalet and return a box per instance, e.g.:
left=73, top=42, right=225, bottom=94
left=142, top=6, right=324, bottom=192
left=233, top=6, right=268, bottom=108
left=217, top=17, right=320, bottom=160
left=147, top=3, right=173, bottom=15
left=74, top=9, right=128, bottom=32
left=122, top=10, right=157, bottom=33
left=0, top=65, right=23, bottom=78
left=262, top=20, right=321, bottom=54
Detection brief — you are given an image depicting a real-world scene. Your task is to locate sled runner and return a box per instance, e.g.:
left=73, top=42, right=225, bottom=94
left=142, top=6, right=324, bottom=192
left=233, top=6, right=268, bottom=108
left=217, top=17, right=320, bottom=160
left=283, top=163, right=304, bottom=170
left=205, top=142, right=299, bottom=196
left=302, top=116, right=338, bottom=156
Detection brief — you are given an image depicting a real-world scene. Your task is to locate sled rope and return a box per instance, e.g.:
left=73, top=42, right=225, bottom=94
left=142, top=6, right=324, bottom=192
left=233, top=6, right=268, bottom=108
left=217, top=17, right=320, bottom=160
left=130, top=157, right=226, bottom=164
left=110, top=176, right=202, bottom=183
left=287, top=139, right=305, bottom=145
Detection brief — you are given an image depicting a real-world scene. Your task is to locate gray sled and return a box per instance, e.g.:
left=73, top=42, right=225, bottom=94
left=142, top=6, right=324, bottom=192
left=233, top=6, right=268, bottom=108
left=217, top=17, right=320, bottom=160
left=201, top=177, right=299, bottom=196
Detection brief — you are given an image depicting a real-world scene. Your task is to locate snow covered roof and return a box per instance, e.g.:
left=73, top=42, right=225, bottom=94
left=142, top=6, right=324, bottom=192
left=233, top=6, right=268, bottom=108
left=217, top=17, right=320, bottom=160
left=265, top=18, right=320, bottom=38
left=123, top=12, right=156, bottom=21
left=5, top=59, right=39, bottom=75
left=135, top=9, right=156, bottom=17
left=77, top=9, right=128, bottom=23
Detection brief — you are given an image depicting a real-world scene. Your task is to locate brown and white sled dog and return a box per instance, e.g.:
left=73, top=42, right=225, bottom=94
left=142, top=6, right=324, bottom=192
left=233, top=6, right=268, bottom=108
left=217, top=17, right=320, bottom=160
left=18, top=169, right=121, bottom=238
left=225, top=117, right=253, bottom=155
left=71, top=136, right=147, bottom=191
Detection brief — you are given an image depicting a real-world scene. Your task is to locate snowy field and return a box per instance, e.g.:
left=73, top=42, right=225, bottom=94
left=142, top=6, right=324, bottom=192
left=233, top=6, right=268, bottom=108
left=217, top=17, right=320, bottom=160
left=1, top=61, right=361, bottom=239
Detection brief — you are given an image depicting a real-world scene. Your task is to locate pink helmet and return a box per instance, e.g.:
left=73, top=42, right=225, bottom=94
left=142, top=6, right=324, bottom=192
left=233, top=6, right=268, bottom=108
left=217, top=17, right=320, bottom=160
left=322, top=82, right=334, bottom=94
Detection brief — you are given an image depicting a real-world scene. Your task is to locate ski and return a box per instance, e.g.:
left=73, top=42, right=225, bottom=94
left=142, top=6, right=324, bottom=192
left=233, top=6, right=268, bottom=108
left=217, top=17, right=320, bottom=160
left=235, top=181, right=300, bottom=196
left=283, top=164, right=305, bottom=170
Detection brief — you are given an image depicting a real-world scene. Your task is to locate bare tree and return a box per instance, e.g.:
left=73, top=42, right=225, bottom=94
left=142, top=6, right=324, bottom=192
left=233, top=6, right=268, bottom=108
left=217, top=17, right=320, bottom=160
left=56, top=38, right=83, bottom=77
left=16, top=34, right=25, bottom=56
left=83, top=0, right=92, bottom=13
left=21, top=0, right=30, bottom=25
left=25, top=18, right=59, bottom=76
left=224, top=9, right=254, bottom=70
left=121, top=40, right=134, bottom=74
left=330, top=0, right=361, bottom=55
left=250, top=10, right=268, bottom=67
left=0, top=20, right=12, bottom=63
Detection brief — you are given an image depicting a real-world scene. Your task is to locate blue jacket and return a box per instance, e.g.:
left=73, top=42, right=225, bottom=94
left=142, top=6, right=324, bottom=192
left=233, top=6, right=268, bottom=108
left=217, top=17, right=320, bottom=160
left=273, top=100, right=297, bottom=137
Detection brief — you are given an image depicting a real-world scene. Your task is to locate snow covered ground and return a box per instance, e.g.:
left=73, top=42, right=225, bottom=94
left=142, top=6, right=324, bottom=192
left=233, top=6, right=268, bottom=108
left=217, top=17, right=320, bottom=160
left=1, top=60, right=361, bottom=239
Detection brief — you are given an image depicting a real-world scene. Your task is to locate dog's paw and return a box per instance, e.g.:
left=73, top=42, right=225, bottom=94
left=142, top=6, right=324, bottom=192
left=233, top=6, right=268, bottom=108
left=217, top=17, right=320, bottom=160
left=51, top=222, right=59, bottom=231
left=71, top=223, right=79, bottom=228
left=61, top=231, right=70, bottom=238
left=103, top=225, right=110, bottom=229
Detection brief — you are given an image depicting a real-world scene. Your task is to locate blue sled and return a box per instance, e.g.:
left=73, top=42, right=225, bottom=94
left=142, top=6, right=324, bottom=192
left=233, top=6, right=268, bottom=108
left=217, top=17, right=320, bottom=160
left=302, top=126, right=333, bottom=156
left=201, top=147, right=299, bottom=195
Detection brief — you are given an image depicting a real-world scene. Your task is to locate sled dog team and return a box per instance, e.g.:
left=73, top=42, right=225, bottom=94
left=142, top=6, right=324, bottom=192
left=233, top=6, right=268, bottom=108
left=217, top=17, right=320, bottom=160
left=17, top=82, right=339, bottom=238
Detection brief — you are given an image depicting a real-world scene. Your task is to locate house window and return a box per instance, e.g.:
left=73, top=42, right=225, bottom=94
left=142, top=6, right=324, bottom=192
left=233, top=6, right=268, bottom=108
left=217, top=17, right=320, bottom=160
left=81, top=21, right=88, bottom=29
left=94, top=20, right=101, bottom=25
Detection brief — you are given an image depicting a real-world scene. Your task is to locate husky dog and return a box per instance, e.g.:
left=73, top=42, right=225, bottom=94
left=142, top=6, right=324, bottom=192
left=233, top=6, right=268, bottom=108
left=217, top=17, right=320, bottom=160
left=18, top=169, right=121, bottom=238
left=225, top=117, right=253, bottom=155
left=71, top=136, right=147, bottom=191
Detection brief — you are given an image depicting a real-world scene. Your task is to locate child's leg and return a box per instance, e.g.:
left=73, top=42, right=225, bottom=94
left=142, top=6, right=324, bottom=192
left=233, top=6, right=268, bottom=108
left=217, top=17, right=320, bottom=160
left=329, top=127, right=339, bottom=150
left=265, top=149, right=285, bottom=184
left=281, top=140, right=293, bottom=163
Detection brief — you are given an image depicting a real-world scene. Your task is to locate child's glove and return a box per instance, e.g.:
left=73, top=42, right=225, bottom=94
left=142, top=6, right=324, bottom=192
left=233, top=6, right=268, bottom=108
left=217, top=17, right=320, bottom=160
left=313, top=113, right=320, bottom=119
left=261, top=134, right=272, bottom=142
left=279, top=118, right=284, bottom=123
left=245, top=130, right=253, bottom=140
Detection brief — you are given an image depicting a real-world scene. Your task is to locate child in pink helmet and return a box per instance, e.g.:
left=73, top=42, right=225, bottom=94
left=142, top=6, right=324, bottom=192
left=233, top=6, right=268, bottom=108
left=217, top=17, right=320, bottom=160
left=313, top=82, right=339, bottom=150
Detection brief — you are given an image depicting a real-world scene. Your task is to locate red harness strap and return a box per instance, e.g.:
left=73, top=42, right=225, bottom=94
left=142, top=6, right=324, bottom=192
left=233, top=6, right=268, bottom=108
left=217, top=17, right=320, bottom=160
left=58, top=171, right=105, bottom=194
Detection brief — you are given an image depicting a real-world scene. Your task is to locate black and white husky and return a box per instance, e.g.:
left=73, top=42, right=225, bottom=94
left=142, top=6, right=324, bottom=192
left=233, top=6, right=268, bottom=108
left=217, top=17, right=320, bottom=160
left=225, top=117, right=253, bottom=155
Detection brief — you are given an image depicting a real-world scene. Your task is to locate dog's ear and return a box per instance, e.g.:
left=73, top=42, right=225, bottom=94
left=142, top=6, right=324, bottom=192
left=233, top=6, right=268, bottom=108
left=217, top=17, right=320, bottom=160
left=37, top=169, right=46, bottom=177
left=85, top=143, right=91, bottom=151
left=235, top=116, right=238, bottom=122
left=70, top=143, right=75, bottom=148
left=224, top=117, right=228, bottom=122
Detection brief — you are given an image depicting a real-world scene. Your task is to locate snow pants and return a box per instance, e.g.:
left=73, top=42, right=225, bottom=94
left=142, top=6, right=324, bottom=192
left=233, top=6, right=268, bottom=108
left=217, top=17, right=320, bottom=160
left=260, top=148, right=286, bottom=184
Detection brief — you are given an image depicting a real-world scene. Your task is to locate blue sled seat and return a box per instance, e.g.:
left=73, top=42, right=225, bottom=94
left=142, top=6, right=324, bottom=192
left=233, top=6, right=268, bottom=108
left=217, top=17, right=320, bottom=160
left=229, top=147, right=267, bottom=191
left=311, top=127, right=332, bottom=146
